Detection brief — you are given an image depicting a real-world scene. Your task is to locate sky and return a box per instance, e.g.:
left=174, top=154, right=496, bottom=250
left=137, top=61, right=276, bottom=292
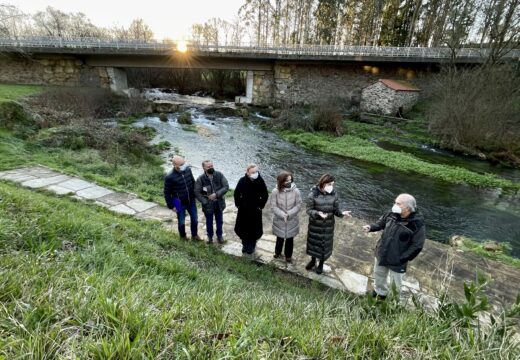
left=11, top=0, right=245, bottom=40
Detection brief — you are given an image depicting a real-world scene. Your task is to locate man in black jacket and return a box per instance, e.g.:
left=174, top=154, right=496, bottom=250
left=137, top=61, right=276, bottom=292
left=194, top=160, right=229, bottom=244
left=164, top=155, right=201, bottom=240
left=363, top=193, right=425, bottom=299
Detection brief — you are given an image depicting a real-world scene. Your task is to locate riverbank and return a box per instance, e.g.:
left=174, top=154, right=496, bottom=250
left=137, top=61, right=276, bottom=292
left=1, top=173, right=520, bottom=358
left=278, top=129, right=518, bottom=191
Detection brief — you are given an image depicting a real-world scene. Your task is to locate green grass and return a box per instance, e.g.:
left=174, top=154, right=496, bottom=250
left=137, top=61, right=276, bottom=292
left=0, top=130, right=166, bottom=203
left=0, top=84, right=42, bottom=102
left=279, top=130, right=517, bottom=190
left=0, top=181, right=518, bottom=358
left=457, top=237, right=520, bottom=269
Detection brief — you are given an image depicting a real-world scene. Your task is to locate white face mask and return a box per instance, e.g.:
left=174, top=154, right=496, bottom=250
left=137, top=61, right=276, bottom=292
left=249, top=172, right=259, bottom=180
left=392, top=204, right=402, bottom=214
left=179, top=164, right=188, bottom=171
left=324, top=185, right=333, bottom=193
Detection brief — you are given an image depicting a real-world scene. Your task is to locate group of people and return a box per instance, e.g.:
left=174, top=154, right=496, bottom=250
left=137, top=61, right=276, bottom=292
left=164, top=155, right=426, bottom=298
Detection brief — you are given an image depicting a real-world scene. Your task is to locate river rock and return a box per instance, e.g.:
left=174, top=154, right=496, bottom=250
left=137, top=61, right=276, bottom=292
left=449, top=235, right=464, bottom=247
left=159, top=113, right=168, bottom=122
left=483, top=241, right=501, bottom=252
left=153, top=101, right=181, bottom=113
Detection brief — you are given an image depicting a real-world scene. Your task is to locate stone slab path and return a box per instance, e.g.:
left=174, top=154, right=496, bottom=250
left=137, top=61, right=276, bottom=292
left=2, top=166, right=520, bottom=312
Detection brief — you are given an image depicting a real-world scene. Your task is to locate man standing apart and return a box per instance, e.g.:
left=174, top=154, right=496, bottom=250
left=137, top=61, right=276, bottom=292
left=363, top=193, right=426, bottom=299
left=164, top=155, right=201, bottom=241
left=195, top=160, right=229, bottom=244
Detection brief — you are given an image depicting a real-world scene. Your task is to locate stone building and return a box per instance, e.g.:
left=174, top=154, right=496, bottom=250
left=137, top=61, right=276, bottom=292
left=360, top=79, right=420, bottom=116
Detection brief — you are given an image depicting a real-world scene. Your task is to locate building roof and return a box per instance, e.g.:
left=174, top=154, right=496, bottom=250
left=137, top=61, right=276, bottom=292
left=379, top=79, right=420, bottom=92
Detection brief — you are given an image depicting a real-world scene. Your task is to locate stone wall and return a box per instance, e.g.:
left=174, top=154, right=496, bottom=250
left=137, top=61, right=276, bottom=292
left=252, top=70, right=274, bottom=106
left=360, top=81, right=419, bottom=116
left=0, top=54, right=103, bottom=87
left=270, top=63, right=421, bottom=106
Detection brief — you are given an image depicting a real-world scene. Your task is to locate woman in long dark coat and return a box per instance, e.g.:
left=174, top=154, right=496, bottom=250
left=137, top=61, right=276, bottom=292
left=234, top=164, right=269, bottom=255
left=305, top=174, right=351, bottom=274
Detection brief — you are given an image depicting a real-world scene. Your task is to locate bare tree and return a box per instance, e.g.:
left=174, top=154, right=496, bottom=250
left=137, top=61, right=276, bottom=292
left=127, top=18, right=154, bottom=42
left=479, top=0, right=520, bottom=65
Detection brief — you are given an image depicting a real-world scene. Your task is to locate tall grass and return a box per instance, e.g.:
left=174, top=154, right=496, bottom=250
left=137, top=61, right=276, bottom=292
left=0, top=182, right=519, bottom=358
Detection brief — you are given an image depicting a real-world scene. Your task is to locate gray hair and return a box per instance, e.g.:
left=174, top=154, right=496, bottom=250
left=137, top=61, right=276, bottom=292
left=399, top=193, right=416, bottom=212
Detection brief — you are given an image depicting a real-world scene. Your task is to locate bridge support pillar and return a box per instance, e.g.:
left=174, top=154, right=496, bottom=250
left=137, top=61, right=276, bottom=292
left=235, top=70, right=255, bottom=104
left=106, top=67, right=129, bottom=95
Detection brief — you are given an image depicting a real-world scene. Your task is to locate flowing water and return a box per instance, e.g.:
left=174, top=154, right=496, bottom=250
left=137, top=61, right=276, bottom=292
left=135, top=94, right=520, bottom=256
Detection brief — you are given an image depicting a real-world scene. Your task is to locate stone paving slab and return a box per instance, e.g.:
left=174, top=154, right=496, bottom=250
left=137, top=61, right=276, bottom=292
left=58, top=178, right=95, bottom=191
left=256, top=239, right=276, bottom=253
left=109, top=204, right=137, bottom=215
left=76, top=185, right=113, bottom=200
left=337, top=268, right=369, bottom=295
left=22, top=175, right=71, bottom=189
left=96, top=192, right=136, bottom=206
left=126, top=198, right=157, bottom=212
left=135, top=206, right=173, bottom=221
left=45, top=184, right=75, bottom=195
left=0, top=173, right=38, bottom=182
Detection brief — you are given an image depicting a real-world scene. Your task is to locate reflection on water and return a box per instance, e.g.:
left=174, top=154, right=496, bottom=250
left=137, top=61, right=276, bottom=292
left=136, top=108, right=520, bottom=256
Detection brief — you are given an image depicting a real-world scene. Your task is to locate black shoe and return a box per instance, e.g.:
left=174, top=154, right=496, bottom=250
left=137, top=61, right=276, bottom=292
left=206, top=237, right=213, bottom=244
left=273, top=254, right=281, bottom=259
left=180, top=235, right=187, bottom=240
left=285, top=257, right=292, bottom=263
left=372, top=290, right=387, bottom=300
left=217, top=237, right=225, bottom=244
left=192, top=235, right=202, bottom=241
left=305, top=259, right=316, bottom=270
left=315, top=265, right=323, bottom=275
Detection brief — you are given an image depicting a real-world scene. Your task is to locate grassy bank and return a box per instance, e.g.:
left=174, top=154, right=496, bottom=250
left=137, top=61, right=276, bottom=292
left=0, top=84, right=166, bottom=204
left=0, top=84, right=42, bottom=102
left=1, top=181, right=518, bottom=358
left=279, top=130, right=517, bottom=190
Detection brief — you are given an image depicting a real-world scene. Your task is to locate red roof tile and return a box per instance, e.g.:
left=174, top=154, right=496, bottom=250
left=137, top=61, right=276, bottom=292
left=379, top=79, right=420, bottom=92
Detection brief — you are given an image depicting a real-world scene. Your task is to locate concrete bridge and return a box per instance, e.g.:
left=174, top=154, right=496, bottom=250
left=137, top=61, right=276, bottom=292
left=1, top=37, right=518, bottom=105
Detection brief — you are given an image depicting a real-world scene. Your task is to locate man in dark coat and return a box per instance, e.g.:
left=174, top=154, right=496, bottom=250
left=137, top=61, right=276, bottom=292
left=163, top=155, right=201, bottom=240
left=194, top=160, right=229, bottom=244
left=234, top=164, right=268, bottom=256
left=363, top=193, right=426, bottom=299
left=305, top=174, right=351, bottom=274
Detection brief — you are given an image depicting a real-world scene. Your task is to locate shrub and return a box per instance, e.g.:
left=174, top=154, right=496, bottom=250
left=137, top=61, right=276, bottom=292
left=0, top=100, right=38, bottom=138
left=427, top=65, right=520, bottom=165
left=159, top=113, right=168, bottom=122
left=30, top=87, right=149, bottom=119
left=311, top=100, right=344, bottom=136
left=177, top=111, right=192, bottom=124
left=37, top=118, right=155, bottom=166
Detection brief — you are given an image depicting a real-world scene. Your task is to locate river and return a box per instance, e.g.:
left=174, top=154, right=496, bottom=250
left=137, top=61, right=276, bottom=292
left=135, top=92, right=520, bottom=256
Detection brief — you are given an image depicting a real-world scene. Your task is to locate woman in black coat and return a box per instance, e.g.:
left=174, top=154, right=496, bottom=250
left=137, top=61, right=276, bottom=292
left=234, top=164, right=269, bottom=255
left=305, top=174, right=351, bottom=274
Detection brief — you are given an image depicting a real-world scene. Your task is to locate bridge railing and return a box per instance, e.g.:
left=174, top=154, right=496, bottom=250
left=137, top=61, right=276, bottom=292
left=1, top=36, right=519, bottom=59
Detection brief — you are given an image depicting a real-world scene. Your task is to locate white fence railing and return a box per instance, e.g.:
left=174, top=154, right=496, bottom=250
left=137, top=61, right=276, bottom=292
left=1, top=36, right=519, bottom=59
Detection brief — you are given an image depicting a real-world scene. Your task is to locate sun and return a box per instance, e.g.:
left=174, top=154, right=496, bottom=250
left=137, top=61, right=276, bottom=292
left=177, top=40, right=188, bottom=53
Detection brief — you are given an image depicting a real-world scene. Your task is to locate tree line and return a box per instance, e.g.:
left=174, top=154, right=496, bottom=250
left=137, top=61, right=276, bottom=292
left=0, top=4, right=154, bottom=41
left=191, top=0, right=518, bottom=54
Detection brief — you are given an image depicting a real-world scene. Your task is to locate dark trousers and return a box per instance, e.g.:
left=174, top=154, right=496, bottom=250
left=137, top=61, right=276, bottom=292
left=275, top=237, right=294, bottom=258
left=241, top=238, right=257, bottom=254
left=176, top=201, right=198, bottom=237
left=204, top=202, right=223, bottom=239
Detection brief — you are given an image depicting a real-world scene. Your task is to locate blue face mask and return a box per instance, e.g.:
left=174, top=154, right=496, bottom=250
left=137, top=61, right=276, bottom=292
left=392, top=204, right=402, bottom=214
left=179, top=164, right=188, bottom=171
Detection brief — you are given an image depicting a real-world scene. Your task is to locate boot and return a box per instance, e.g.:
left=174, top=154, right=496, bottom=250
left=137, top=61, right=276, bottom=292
left=315, top=260, right=324, bottom=274
left=305, top=257, right=316, bottom=270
